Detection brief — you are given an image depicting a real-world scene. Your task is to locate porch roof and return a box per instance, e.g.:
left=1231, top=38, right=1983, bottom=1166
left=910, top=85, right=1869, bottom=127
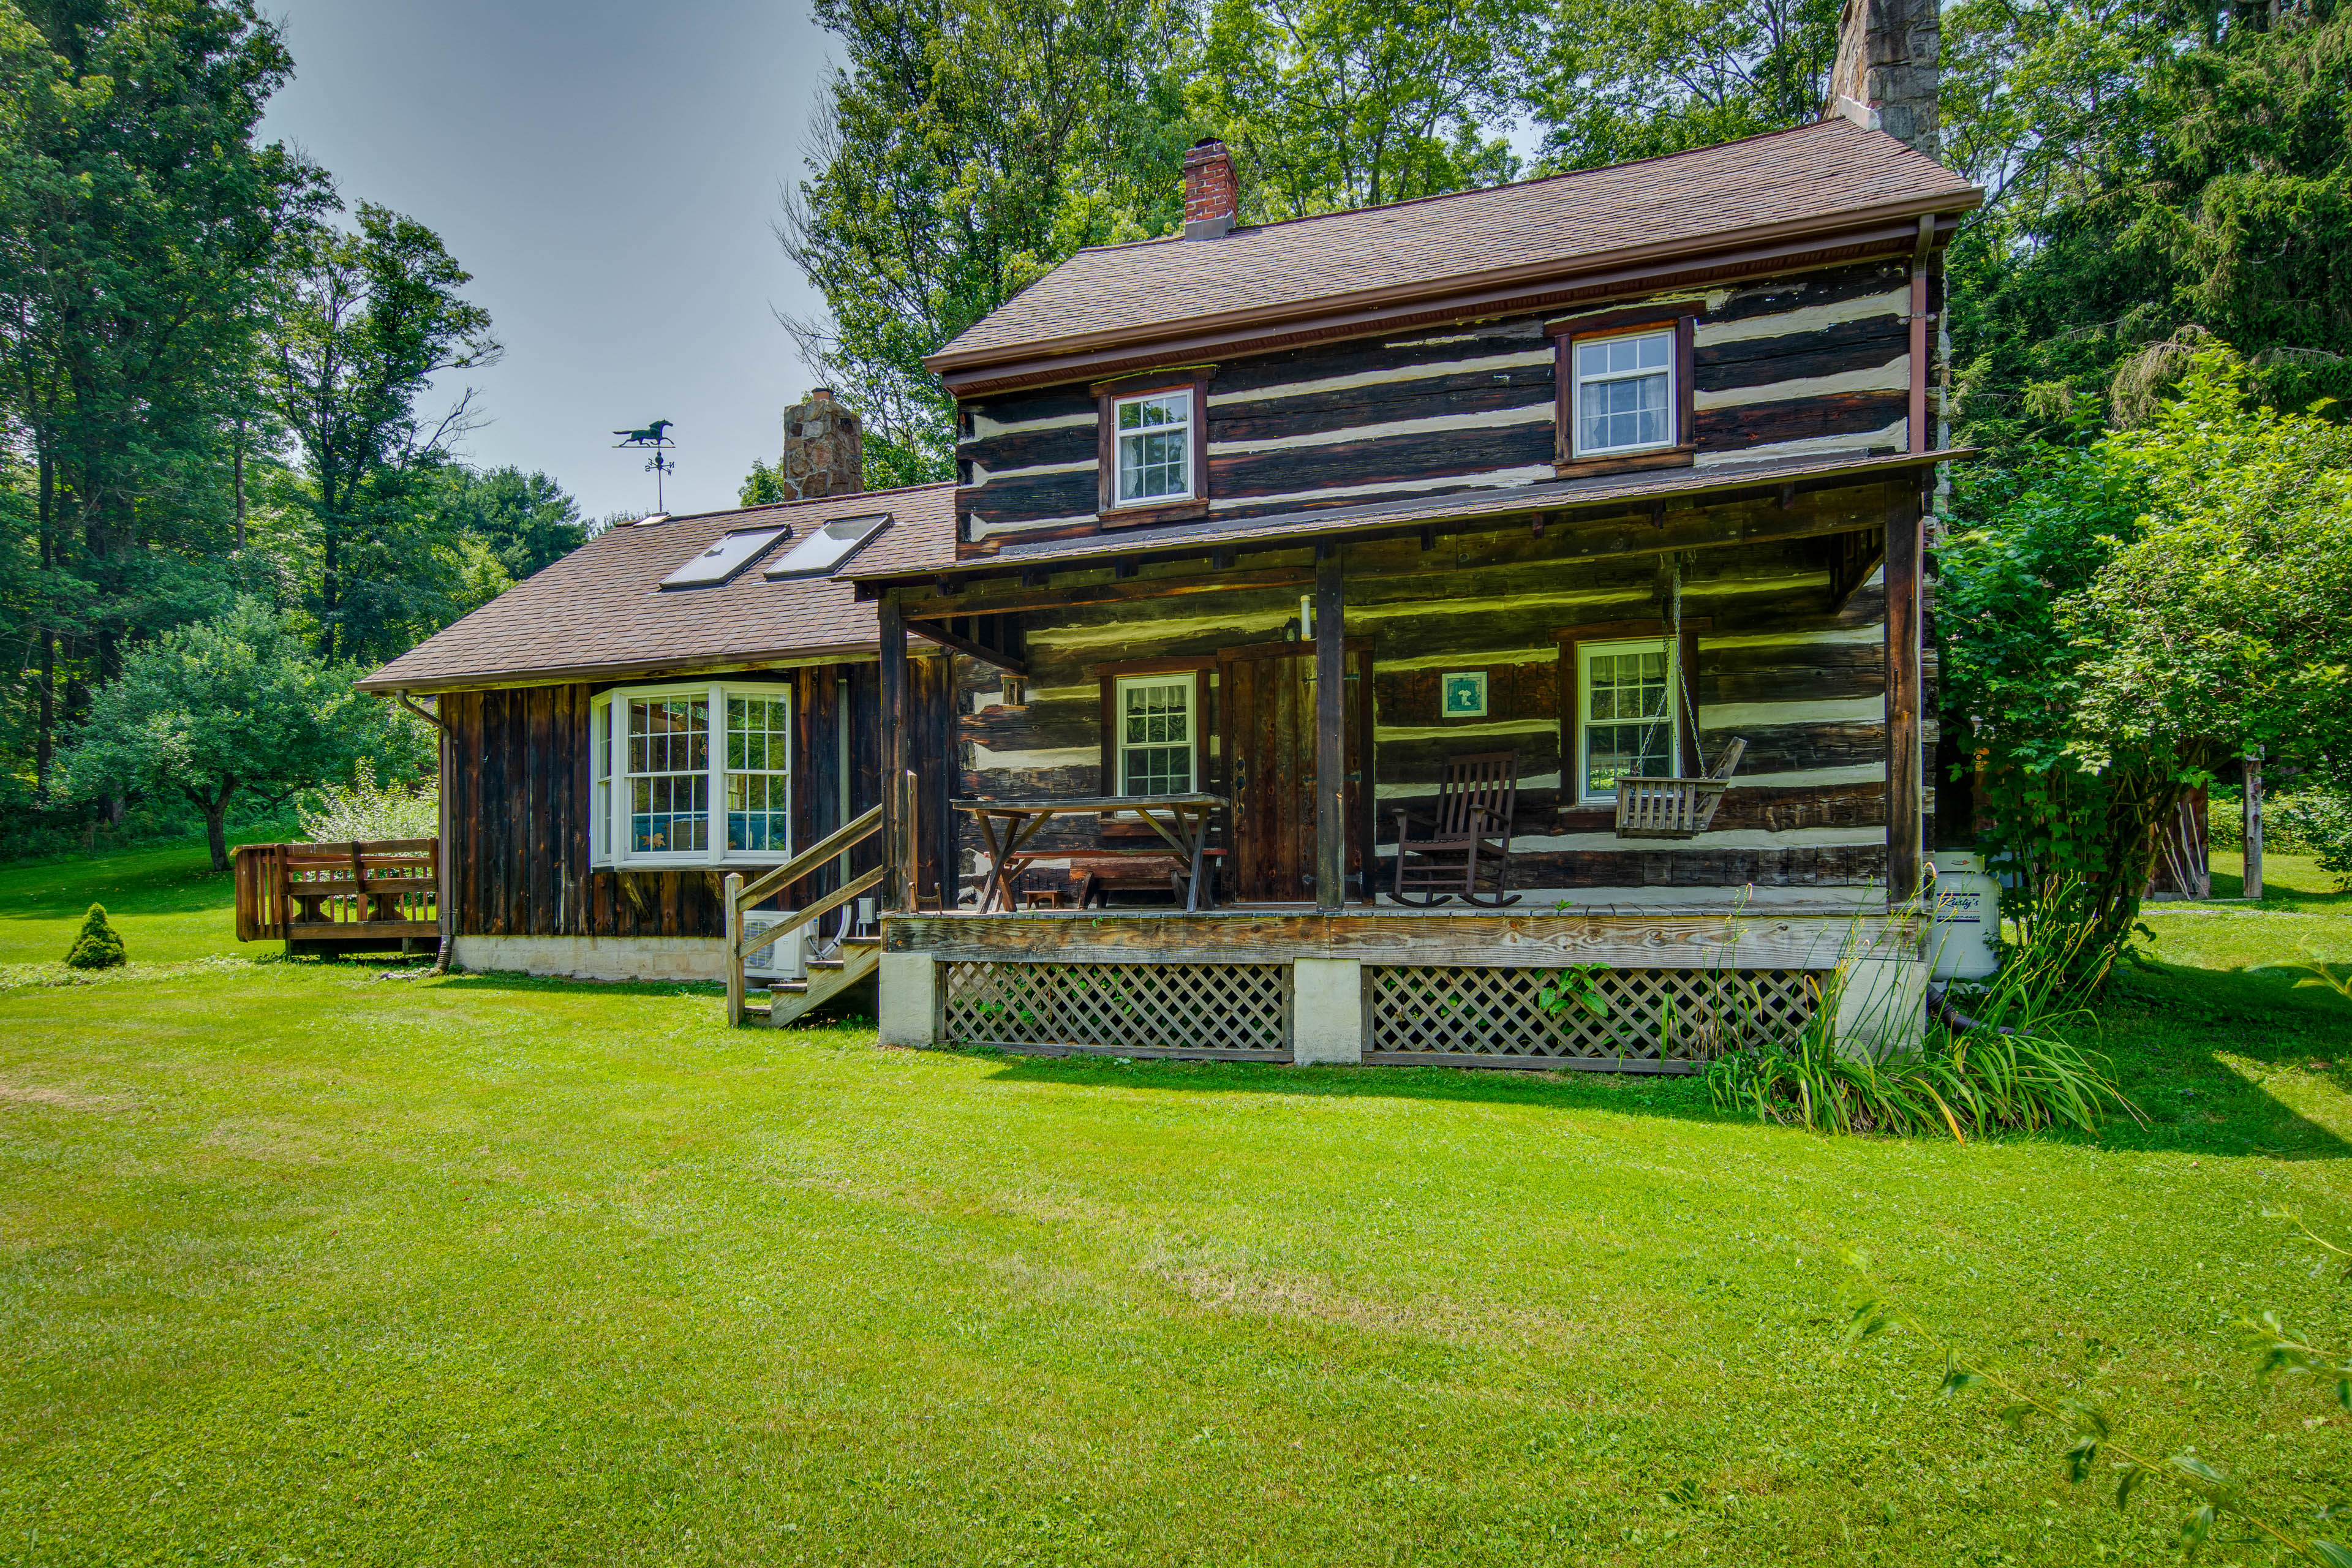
left=848, top=447, right=1967, bottom=587
left=355, top=481, right=959, bottom=695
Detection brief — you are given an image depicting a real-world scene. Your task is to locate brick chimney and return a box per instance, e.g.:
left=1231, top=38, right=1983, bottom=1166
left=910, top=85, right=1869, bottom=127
left=1183, top=138, right=1237, bottom=241
left=778, top=388, right=862, bottom=499
left=1825, top=0, right=1940, bottom=160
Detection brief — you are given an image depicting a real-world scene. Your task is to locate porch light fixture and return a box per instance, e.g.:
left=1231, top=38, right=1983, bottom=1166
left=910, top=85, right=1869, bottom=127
left=660, top=526, right=789, bottom=589
left=764, top=513, right=891, bottom=579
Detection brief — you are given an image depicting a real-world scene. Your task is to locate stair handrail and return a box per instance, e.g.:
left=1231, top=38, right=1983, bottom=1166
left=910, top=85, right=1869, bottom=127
left=724, top=800, right=889, bottom=1026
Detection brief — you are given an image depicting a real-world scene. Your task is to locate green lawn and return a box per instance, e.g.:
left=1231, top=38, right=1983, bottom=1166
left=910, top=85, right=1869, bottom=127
left=0, top=841, right=2347, bottom=1565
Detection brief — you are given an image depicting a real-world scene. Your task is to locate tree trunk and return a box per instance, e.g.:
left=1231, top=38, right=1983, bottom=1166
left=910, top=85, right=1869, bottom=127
left=195, top=788, right=232, bottom=873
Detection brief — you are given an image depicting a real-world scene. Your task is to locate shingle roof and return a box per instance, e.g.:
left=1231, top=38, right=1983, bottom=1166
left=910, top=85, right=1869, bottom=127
left=929, top=119, right=1977, bottom=371
left=356, top=482, right=958, bottom=693
left=851, top=450, right=1967, bottom=583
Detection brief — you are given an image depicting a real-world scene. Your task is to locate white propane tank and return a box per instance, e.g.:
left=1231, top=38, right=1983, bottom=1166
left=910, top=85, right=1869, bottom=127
left=1928, top=851, right=2001, bottom=980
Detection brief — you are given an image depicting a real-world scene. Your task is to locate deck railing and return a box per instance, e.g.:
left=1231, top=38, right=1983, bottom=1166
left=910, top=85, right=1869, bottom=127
left=234, top=839, right=440, bottom=944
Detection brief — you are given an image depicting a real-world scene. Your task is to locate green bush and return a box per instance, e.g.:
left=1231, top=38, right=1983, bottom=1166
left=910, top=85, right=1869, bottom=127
left=64, top=903, right=127, bottom=970
left=2274, top=790, right=2352, bottom=889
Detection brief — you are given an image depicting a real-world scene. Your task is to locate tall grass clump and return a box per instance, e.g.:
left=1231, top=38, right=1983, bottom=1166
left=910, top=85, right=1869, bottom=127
left=1706, top=906, right=2144, bottom=1140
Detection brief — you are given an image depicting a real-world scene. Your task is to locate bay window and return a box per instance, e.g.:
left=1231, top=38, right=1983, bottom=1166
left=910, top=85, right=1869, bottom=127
left=589, top=682, right=793, bottom=866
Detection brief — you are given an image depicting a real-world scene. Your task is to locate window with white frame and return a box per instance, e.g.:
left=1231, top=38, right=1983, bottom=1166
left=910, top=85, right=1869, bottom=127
left=1115, top=674, right=1193, bottom=795
left=589, top=682, right=794, bottom=866
left=1575, top=639, right=1678, bottom=802
left=1114, top=389, right=1193, bottom=505
left=1572, top=328, right=1676, bottom=456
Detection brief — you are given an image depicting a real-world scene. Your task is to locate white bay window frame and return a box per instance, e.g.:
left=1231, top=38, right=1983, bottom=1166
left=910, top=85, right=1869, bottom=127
left=589, top=681, right=795, bottom=868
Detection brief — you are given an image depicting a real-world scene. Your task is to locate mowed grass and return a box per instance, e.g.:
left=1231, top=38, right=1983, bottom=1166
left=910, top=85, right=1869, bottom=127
left=0, top=842, right=2347, bottom=1565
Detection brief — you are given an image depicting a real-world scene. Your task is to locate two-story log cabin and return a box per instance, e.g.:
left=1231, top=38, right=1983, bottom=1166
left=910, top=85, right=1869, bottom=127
left=848, top=0, right=1975, bottom=1068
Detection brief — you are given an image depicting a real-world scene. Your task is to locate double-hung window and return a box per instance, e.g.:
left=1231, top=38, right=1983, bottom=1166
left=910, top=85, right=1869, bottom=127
left=1575, top=639, right=1678, bottom=803
left=1572, top=328, right=1676, bottom=457
left=1113, top=390, right=1194, bottom=506
left=589, top=682, right=794, bottom=866
left=1114, top=674, right=1194, bottom=795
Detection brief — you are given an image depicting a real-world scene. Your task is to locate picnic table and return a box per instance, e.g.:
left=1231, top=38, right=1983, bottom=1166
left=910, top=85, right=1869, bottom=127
left=955, top=793, right=1229, bottom=913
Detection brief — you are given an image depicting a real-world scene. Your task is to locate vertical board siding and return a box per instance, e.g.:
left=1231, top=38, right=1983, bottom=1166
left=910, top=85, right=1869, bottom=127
left=443, top=666, right=883, bottom=940
left=957, top=259, right=1917, bottom=545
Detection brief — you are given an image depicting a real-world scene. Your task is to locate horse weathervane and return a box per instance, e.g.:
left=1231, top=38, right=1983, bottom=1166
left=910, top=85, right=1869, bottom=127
left=613, top=419, right=677, bottom=511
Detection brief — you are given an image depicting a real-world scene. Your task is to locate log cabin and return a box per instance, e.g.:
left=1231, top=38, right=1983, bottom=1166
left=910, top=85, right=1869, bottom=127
left=355, top=391, right=965, bottom=1014
left=845, top=0, right=1978, bottom=1067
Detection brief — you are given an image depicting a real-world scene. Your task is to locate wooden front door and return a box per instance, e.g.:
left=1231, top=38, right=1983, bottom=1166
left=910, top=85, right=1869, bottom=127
left=1218, top=640, right=1373, bottom=903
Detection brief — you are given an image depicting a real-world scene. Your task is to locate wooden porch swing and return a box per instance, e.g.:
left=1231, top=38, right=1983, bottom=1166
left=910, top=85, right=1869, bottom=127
left=1610, top=557, right=1747, bottom=841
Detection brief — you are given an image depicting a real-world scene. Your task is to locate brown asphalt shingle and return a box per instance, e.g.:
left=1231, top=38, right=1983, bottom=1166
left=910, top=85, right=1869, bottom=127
left=930, top=119, right=1978, bottom=368
left=356, top=482, right=958, bottom=693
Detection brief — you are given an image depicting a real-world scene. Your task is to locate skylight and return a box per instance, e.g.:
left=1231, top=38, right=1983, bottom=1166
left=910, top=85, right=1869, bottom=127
left=764, top=513, right=891, bottom=579
left=660, top=526, right=788, bottom=589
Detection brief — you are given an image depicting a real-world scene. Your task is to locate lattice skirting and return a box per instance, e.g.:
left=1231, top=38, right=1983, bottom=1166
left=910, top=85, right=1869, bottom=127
left=1365, top=965, right=1820, bottom=1071
left=940, top=960, right=1292, bottom=1058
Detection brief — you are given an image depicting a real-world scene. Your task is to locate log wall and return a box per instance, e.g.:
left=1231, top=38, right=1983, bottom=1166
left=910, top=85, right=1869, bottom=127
left=955, top=257, right=1932, bottom=548
left=941, top=475, right=1933, bottom=894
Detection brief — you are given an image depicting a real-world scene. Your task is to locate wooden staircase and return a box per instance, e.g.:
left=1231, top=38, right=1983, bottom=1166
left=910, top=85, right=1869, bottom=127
left=723, top=770, right=915, bottom=1029
left=758, top=934, right=881, bottom=1028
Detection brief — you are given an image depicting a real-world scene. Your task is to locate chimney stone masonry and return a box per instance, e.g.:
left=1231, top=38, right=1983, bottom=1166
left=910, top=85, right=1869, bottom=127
left=778, top=388, right=863, bottom=500
left=1825, top=0, right=1940, bottom=160
left=1183, top=138, right=1237, bottom=241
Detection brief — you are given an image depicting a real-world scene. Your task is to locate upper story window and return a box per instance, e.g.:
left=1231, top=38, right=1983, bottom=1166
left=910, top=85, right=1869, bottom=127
left=590, top=682, right=794, bottom=867
left=1574, top=638, right=1679, bottom=803
left=1572, top=328, right=1676, bottom=457
left=1115, top=674, right=1194, bottom=794
left=1114, top=390, right=1194, bottom=505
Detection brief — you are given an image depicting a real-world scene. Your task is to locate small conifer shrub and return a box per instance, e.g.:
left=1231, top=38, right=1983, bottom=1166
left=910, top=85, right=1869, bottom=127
left=64, top=903, right=127, bottom=970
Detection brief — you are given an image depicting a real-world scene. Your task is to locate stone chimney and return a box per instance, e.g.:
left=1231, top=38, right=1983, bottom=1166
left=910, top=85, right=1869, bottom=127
left=1825, top=0, right=1940, bottom=160
left=777, top=388, right=862, bottom=500
left=1183, top=138, right=1237, bottom=241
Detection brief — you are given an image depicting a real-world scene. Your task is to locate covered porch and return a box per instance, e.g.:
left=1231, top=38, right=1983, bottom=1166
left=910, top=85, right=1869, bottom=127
left=861, top=455, right=1939, bottom=1067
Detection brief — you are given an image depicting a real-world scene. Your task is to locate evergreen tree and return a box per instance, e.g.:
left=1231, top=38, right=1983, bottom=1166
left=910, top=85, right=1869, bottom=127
left=63, top=902, right=124, bottom=968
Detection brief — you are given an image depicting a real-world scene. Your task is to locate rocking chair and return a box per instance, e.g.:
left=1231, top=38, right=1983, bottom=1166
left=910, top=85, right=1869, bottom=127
left=1391, top=750, right=1521, bottom=907
left=1613, top=737, right=1747, bottom=840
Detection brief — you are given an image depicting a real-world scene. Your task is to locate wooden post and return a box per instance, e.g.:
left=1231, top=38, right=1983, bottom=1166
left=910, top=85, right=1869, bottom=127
left=2244, top=748, right=2264, bottom=901
left=1314, top=543, right=1346, bottom=912
left=723, top=871, right=744, bottom=1025
left=1885, top=485, right=1924, bottom=907
left=878, top=591, right=908, bottom=910
left=1909, top=214, right=1932, bottom=454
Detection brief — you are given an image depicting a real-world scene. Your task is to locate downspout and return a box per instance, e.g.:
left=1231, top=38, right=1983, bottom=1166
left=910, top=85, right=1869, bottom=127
left=396, top=691, right=455, bottom=973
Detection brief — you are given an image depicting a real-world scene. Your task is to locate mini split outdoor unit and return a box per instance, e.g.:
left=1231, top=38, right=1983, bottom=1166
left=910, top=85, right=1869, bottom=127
left=739, top=911, right=808, bottom=984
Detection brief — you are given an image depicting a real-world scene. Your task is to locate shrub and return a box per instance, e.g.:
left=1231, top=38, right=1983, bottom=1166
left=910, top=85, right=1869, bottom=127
left=300, top=758, right=439, bottom=843
left=2273, top=789, right=2352, bottom=890
left=64, top=903, right=127, bottom=970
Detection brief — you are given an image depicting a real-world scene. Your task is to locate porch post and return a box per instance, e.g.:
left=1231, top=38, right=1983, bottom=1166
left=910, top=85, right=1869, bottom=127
left=878, top=589, right=908, bottom=911
left=1885, top=483, right=1924, bottom=907
left=1314, top=543, right=1346, bottom=911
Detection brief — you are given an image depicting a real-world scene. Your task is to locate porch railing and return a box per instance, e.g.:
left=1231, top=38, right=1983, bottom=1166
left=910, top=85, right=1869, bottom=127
left=233, top=839, right=439, bottom=944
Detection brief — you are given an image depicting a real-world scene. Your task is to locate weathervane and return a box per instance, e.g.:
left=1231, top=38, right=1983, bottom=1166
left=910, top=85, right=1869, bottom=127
left=613, top=418, right=676, bottom=512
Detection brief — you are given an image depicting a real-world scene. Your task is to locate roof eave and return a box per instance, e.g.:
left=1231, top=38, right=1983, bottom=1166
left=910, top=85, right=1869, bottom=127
left=924, top=186, right=1982, bottom=383
left=851, top=448, right=1978, bottom=589
left=354, top=636, right=903, bottom=697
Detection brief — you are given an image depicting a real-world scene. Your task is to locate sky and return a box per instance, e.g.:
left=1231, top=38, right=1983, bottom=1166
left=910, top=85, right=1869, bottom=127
left=260, top=0, right=840, bottom=524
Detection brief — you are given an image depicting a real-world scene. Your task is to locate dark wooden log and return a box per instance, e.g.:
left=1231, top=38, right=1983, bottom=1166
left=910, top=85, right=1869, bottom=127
left=1692, top=391, right=1909, bottom=453
left=1695, top=318, right=1908, bottom=391
left=1207, top=419, right=1555, bottom=502
left=1705, top=260, right=1907, bottom=326
left=1209, top=380, right=1554, bottom=444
